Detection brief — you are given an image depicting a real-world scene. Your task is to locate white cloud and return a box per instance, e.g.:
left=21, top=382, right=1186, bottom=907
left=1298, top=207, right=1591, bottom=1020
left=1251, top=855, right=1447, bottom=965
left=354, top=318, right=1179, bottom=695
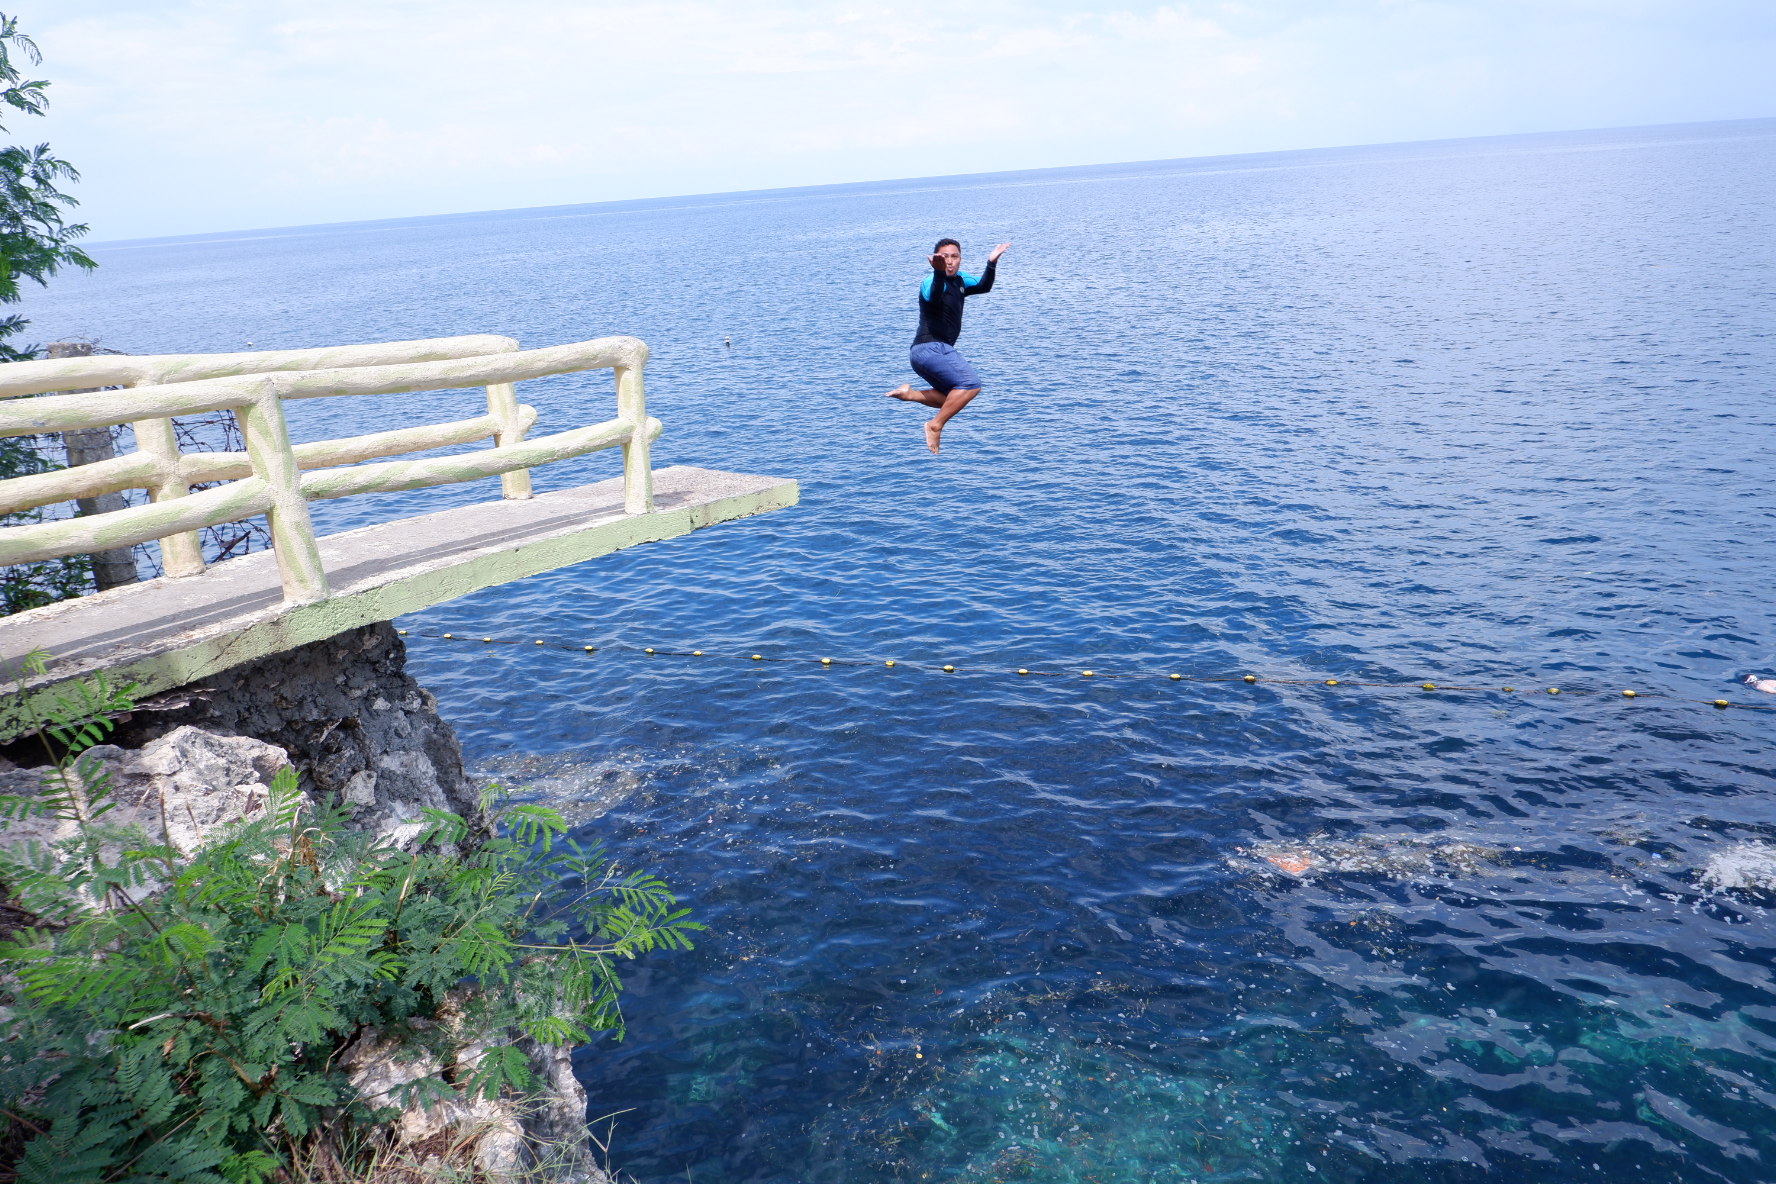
left=19, top=0, right=1776, bottom=238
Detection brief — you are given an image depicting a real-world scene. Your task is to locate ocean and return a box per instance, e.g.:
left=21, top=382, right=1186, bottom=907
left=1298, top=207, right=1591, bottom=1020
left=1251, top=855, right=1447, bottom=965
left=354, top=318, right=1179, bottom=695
left=26, top=118, right=1776, bottom=1182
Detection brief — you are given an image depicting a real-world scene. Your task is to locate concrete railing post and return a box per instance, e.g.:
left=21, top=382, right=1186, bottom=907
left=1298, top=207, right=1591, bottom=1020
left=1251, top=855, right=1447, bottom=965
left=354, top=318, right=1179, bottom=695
left=134, top=414, right=207, bottom=577
left=615, top=359, right=652, bottom=515
left=484, top=381, right=533, bottom=499
left=239, top=393, right=328, bottom=605
left=46, top=343, right=138, bottom=591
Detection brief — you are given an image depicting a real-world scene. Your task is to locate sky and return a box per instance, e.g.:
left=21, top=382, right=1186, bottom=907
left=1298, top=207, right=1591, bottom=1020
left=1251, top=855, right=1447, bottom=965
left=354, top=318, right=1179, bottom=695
left=18, top=1, right=1776, bottom=241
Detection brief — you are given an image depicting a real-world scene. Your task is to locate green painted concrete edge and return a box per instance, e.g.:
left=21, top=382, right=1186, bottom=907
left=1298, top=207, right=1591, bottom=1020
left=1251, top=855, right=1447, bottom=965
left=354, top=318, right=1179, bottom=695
left=1, top=478, right=798, bottom=742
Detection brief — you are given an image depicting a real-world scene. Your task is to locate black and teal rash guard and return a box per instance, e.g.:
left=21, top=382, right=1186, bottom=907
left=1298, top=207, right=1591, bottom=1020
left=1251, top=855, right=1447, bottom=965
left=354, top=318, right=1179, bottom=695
left=913, top=259, right=997, bottom=346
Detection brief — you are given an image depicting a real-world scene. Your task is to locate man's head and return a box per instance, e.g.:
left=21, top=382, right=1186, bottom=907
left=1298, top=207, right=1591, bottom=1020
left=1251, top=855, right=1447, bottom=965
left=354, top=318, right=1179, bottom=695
left=932, top=238, right=962, bottom=276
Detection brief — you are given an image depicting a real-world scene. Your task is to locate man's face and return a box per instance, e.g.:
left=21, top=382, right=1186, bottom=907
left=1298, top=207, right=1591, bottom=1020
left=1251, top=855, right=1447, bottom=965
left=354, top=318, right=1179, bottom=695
left=936, top=243, right=961, bottom=275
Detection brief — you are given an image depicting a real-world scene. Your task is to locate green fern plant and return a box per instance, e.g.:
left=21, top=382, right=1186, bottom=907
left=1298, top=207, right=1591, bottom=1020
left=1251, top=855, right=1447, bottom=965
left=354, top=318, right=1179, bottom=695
left=0, top=651, right=701, bottom=1183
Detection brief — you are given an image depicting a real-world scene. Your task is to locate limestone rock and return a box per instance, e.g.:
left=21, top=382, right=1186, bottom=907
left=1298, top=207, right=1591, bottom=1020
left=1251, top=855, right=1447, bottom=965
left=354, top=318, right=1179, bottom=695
left=102, top=726, right=289, bottom=853
left=338, top=1024, right=609, bottom=1184
left=0, top=725, right=288, bottom=853
left=112, top=622, right=480, bottom=838
left=521, top=1037, right=594, bottom=1149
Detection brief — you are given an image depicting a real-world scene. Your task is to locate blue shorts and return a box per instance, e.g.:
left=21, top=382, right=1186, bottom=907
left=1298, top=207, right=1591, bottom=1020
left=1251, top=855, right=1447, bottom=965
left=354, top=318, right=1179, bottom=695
left=910, top=341, right=983, bottom=395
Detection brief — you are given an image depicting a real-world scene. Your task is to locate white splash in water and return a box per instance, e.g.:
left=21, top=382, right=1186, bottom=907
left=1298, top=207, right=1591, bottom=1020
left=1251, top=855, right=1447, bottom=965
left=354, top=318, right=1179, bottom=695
left=470, top=750, right=651, bottom=824
left=1240, top=834, right=1501, bottom=880
left=1700, top=842, right=1776, bottom=894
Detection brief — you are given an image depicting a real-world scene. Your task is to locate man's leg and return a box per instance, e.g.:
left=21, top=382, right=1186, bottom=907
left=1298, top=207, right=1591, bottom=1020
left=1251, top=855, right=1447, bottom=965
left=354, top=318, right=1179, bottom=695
left=886, top=383, right=947, bottom=407
left=924, top=387, right=980, bottom=454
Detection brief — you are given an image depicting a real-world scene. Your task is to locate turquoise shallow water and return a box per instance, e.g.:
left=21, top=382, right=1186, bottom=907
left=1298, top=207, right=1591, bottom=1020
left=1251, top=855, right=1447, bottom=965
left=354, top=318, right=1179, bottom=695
left=26, top=119, right=1776, bottom=1182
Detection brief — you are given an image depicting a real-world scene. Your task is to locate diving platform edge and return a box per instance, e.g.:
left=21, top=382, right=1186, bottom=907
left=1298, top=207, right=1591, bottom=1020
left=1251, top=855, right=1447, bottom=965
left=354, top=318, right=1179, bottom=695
left=2, top=465, right=797, bottom=739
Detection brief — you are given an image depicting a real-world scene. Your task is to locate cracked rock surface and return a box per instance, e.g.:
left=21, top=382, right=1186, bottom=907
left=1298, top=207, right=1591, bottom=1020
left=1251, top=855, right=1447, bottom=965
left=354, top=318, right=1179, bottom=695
left=0, top=725, right=288, bottom=853
left=116, top=622, right=479, bottom=842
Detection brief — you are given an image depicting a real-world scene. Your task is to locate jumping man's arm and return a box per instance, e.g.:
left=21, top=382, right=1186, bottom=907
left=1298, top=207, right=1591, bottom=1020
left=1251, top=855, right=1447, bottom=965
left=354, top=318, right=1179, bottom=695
left=964, top=243, right=1010, bottom=295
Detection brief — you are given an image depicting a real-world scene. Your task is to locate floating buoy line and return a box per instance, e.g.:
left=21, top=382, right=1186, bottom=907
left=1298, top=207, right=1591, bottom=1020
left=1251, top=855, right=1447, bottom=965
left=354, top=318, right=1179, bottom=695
left=395, top=628, right=1774, bottom=714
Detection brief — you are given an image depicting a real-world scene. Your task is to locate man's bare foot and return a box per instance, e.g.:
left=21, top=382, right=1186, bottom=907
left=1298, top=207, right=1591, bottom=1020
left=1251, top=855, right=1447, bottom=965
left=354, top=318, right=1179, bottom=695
left=924, top=420, right=943, bottom=454
left=886, top=383, right=913, bottom=400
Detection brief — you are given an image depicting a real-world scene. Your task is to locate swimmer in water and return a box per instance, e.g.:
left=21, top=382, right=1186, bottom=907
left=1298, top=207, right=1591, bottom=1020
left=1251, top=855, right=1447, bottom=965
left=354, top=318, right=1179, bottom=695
left=886, top=238, right=1010, bottom=454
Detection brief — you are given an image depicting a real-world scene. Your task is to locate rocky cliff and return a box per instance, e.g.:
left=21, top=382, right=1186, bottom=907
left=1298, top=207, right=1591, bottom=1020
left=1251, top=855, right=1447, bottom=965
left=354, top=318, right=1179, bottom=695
left=0, top=623, right=608, bottom=1183
left=112, top=622, right=482, bottom=844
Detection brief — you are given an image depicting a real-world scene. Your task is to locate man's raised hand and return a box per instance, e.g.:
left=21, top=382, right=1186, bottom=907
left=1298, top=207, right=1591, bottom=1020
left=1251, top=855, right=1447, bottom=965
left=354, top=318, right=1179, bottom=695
left=988, top=242, right=1011, bottom=263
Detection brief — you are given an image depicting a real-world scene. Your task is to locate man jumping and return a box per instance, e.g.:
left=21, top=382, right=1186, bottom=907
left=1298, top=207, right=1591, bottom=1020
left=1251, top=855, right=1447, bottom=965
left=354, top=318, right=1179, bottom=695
left=887, top=238, right=1010, bottom=453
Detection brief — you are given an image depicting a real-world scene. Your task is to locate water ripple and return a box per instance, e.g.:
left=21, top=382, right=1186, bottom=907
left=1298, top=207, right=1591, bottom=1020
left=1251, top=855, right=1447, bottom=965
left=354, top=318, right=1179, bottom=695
left=29, top=120, right=1776, bottom=1182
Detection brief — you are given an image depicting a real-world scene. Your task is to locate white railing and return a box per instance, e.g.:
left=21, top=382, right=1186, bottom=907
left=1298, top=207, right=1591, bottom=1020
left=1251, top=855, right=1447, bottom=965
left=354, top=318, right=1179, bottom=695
left=0, top=335, right=659, bottom=606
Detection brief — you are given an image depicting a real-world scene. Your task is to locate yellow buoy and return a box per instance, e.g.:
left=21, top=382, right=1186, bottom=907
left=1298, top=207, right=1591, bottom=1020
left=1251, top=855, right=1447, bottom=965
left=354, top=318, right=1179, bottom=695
left=1017, top=668, right=1029, bottom=675
left=943, top=664, right=955, bottom=673
left=1621, top=689, right=1636, bottom=697
left=1502, top=686, right=1515, bottom=692
left=1325, top=679, right=1338, bottom=686
left=1547, top=687, right=1560, bottom=695
left=482, top=637, right=492, bottom=643
left=821, top=657, right=832, bottom=666
left=751, top=654, right=762, bottom=660
left=1243, top=674, right=1257, bottom=684
left=398, top=629, right=408, bottom=635
left=693, top=650, right=703, bottom=656
left=584, top=646, right=595, bottom=653
left=535, top=640, right=545, bottom=646
left=1714, top=699, right=1730, bottom=708
left=885, top=659, right=896, bottom=667
left=443, top=633, right=454, bottom=639
left=1170, top=673, right=1182, bottom=681
left=645, top=647, right=655, bottom=655
left=1422, top=682, right=1436, bottom=691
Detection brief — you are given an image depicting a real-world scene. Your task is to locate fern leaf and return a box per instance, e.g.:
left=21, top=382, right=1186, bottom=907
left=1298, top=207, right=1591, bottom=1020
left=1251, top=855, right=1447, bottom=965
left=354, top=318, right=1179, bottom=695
left=219, top=1150, right=281, bottom=1184
left=519, top=1014, right=589, bottom=1045
left=464, top=1042, right=535, bottom=1100
left=416, top=807, right=470, bottom=846
left=279, top=1075, right=337, bottom=1107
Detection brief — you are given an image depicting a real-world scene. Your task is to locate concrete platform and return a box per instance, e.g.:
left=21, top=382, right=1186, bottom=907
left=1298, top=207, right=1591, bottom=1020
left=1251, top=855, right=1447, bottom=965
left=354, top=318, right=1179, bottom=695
left=2, top=465, right=797, bottom=739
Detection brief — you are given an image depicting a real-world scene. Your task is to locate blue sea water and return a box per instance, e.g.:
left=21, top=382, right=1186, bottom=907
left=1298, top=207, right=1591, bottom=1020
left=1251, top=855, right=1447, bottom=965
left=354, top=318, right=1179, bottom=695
left=26, top=119, right=1776, bottom=1183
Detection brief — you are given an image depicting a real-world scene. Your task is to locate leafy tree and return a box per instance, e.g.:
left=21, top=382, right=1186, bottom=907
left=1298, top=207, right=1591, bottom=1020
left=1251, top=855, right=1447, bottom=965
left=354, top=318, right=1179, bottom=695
left=0, top=10, right=94, bottom=362
left=0, top=654, right=701, bottom=1182
left=0, top=11, right=99, bottom=615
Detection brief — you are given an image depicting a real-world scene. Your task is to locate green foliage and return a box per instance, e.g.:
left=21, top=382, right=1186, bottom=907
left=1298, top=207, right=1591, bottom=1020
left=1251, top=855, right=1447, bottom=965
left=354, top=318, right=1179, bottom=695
left=0, top=11, right=94, bottom=363
left=0, top=648, right=134, bottom=829
left=0, top=652, right=701, bottom=1182
left=0, top=11, right=99, bottom=613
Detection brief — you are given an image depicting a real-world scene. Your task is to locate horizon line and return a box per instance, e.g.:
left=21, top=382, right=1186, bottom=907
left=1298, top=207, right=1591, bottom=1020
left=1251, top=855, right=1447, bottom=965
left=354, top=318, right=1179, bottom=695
left=86, top=115, right=1776, bottom=252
